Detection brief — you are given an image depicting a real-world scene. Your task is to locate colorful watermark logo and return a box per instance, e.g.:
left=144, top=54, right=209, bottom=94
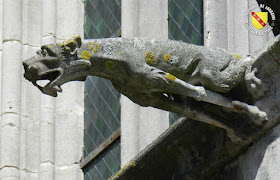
left=245, top=4, right=276, bottom=35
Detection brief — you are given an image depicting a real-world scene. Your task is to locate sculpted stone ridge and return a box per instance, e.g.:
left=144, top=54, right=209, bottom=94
left=23, top=35, right=280, bottom=142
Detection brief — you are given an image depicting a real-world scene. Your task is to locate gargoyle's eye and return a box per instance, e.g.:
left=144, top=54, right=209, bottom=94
left=46, top=48, right=57, bottom=57
left=42, top=49, right=48, bottom=56
left=41, top=46, right=57, bottom=57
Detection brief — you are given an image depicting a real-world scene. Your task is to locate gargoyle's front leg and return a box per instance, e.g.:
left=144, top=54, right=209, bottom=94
left=148, top=66, right=268, bottom=125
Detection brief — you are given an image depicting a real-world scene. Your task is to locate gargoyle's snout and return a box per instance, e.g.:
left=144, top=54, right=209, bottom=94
left=22, top=57, right=63, bottom=97
left=23, top=59, right=39, bottom=82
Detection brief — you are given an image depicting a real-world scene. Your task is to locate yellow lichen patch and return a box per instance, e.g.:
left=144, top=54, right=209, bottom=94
left=164, top=54, right=172, bottom=63
left=145, top=51, right=156, bottom=65
left=130, top=161, right=137, bottom=167
left=112, top=165, right=128, bottom=179
left=165, top=73, right=176, bottom=81
left=65, top=39, right=75, bottom=45
left=105, top=60, right=114, bottom=69
left=58, top=42, right=65, bottom=47
left=109, top=161, right=137, bottom=179
left=234, top=54, right=242, bottom=59
left=116, top=52, right=120, bottom=55
left=121, top=51, right=124, bottom=54
left=75, top=35, right=81, bottom=40
left=81, top=51, right=92, bottom=60
left=65, top=35, right=81, bottom=45
left=88, top=42, right=99, bottom=53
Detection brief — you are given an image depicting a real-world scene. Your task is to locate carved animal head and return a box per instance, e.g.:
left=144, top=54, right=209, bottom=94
left=23, top=36, right=91, bottom=97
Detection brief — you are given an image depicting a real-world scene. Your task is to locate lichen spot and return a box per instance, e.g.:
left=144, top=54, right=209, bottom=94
left=234, top=54, right=242, bottom=59
left=58, top=42, right=64, bottom=47
left=65, top=39, right=75, bottom=45
left=105, top=60, right=114, bottom=70
left=145, top=51, right=156, bottom=65
left=164, top=54, right=172, bottom=63
left=116, top=52, right=120, bottom=55
left=121, top=51, right=125, bottom=54
left=165, top=73, right=176, bottom=81
left=130, top=161, right=137, bottom=167
left=81, top=51, right=92, bottom=60
left=88, top=42, right=99, bottom=53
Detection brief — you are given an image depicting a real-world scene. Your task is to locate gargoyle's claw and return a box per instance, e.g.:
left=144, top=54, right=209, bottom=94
left=194, top=86, right=206, bottom=101
left=232, top=101, right=268, bottom=126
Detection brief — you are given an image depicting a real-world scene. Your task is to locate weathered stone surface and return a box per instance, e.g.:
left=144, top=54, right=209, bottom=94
left=212, top=123, right=280, bottom=180
left=107, top=35, right=280, bottom=179
left=108, top=118, right=227, bottom=180
left=2, top=0, right=22, bottom=41
left=55, top=164, right=83, bottom=180
left=22, top=35, right=280, bottom=142
left=22, top=34, right=280, bottom=179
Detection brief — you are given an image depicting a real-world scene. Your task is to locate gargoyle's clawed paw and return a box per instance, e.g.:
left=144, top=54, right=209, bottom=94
left=245, top=68, right=268, bottom=99
left=194, top=86, right=207, bottom=101
left=232, top=101, right=268, bottom=126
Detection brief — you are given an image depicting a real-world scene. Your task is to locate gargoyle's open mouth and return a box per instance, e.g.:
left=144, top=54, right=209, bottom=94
left=30, top=69, right=63, bottom=97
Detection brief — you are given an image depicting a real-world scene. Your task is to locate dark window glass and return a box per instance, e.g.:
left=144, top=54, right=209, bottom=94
left=84, top=0, right=121, bottom=179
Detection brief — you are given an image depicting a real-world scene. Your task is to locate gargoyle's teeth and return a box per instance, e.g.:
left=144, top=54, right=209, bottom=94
left=53, top=85, right=62, bottom=92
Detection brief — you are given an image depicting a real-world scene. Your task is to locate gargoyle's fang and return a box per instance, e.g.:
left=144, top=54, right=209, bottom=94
left=54, top=85, right=62, bottom=92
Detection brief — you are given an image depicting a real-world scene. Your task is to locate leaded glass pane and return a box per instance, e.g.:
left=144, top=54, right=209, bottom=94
left=84, top=0, right=121, bottom=39
left=84, top=0, right=121, bottom=178
left=168, top=0, right=203, bottom=125
left=84, top=139, right=121, bottom=180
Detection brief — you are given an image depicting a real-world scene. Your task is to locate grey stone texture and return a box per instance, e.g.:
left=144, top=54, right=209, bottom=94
left=23, top=33, right=280, bottom=179
left=1, top=0, right=84, bottom=179
left=121, top=0, right=169, bottom=166
left=107, top=34, right=280, bottom=180
left=23, top=34, right=279, bottom=142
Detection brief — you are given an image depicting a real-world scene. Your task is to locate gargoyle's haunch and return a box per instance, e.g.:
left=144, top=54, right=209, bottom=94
left=23, top=36, right=277, bottom=142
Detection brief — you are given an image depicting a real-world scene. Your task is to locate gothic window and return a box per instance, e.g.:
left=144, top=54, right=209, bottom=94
left=82, top=0, right=121, bottom=179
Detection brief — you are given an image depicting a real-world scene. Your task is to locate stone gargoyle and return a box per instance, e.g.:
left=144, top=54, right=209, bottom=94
left=23, top=35, right=280, bottom=142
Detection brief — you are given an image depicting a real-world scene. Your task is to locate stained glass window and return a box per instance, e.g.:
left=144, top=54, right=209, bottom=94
left=83, top=0, right=121, bottom=179
left=168, top=0, right=204, bottom=125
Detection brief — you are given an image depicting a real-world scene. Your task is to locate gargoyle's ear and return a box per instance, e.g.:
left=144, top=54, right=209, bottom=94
left=74, top=36, right=82, bottom=48
left=65, top=41, right=78, bottom=53
left=64, top=36, right=80, bottom=53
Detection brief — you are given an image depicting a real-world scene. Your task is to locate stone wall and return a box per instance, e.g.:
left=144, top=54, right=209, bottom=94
left=0, top=0, right=84, bottom=179
left=205, top=0, right=280, bottom=179
left=120, top=0, right=169, bottom=166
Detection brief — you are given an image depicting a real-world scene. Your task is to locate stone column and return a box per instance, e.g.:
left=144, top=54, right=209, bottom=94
left=0, top=0, right=84, bottom=179
left=39, top=0, right=57, bottom=179
left=21, top=1, right=42, bottom=179
left=121, top=0, right=169, bottom=166
left=54, top=0, right=84, bottom=179
left=1, top=1, right=22, bottom=179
